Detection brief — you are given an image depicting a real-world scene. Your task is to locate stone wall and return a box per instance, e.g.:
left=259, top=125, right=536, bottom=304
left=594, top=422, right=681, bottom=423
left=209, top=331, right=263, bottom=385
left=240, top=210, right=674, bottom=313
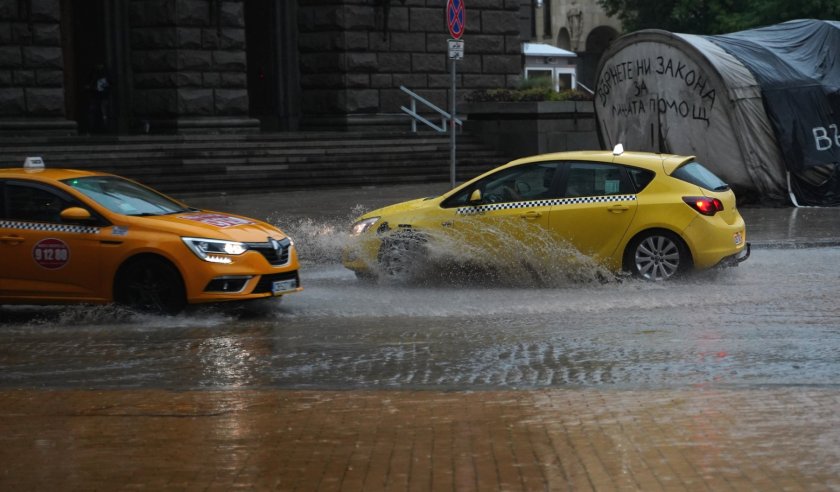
left=0, top=0, right=74, bottom=133
left=1, top=0, right=539, bottom=135
left=129, top=0, right=257, bottom=132
left=461, top=100, right=599, bottom=159
left=297, top=0, right=525, bottom=128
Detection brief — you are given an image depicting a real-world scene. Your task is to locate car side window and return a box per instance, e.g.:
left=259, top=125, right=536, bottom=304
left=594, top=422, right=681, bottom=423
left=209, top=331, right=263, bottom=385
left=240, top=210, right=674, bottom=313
left=3, top=182, right=77, bottom=224
left=626, top=167, right=655, bottom=192
left=442, top=162, right=561, bottom=207
left=562, top=162, right=634, bottom=198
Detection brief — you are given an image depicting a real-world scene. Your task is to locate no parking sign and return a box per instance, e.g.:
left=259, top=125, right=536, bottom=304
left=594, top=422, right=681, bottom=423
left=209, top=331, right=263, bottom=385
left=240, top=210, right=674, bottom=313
left=445, top=0, right=465, bottom=189
left=446, top=0, right=465, bottom=39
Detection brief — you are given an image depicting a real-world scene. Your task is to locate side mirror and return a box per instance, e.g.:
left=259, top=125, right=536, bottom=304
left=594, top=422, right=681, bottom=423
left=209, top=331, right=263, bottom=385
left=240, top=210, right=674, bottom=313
left=468, top=189, right=482, bottom=203
left=60, top=207, right=93, bottom=221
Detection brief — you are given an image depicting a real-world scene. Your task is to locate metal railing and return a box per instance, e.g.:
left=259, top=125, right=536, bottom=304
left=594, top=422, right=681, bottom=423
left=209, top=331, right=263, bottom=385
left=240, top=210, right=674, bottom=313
left=576, top=81, right=595, bottom=95
left=400, top=85, right=462, bottom=133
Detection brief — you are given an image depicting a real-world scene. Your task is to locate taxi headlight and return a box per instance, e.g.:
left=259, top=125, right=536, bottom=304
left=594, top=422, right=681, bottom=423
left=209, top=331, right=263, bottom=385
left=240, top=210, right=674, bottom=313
left=182, top=237, right=248, bottom=264
left=351, top=217, right=380, bottom=236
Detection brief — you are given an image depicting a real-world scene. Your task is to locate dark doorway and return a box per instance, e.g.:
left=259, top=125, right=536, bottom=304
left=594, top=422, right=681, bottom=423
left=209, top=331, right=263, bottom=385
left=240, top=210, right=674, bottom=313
left=61, top=0, right=129, bottom=135
left=244, top=1, right=301, bottom=131
left=245, top=0, right=278, bottom=130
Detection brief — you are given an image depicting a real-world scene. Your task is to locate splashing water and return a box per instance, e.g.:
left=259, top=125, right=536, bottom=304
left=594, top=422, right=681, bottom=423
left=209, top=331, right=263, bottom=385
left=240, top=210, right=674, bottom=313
left=271, top=205, right=620, bottom=288
left=268, top=204, right=368, bottom=264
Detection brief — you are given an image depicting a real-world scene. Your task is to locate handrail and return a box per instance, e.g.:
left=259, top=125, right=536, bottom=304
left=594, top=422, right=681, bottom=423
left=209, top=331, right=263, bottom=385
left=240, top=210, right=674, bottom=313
left=400, top=85, right=463, bottom=133
left=576, top=81, right=594, bottom=95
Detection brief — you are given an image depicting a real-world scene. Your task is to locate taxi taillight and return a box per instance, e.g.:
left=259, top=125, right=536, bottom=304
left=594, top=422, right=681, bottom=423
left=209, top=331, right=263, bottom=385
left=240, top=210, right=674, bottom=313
left=683, top=196, right=724, bottom=216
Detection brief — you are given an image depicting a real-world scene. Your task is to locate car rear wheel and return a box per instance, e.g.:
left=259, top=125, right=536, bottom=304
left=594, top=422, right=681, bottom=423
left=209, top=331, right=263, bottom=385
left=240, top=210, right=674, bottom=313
left=114, top=257, right=186, bottom=314
left=625, top=231, right=690, bottom=281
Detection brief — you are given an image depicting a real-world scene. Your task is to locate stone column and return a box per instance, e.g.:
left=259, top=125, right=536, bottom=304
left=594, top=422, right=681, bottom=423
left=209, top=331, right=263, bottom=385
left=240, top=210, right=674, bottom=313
left=129, top=0, right=258, bottom=133
left=0, top=0, right=76, bottom=135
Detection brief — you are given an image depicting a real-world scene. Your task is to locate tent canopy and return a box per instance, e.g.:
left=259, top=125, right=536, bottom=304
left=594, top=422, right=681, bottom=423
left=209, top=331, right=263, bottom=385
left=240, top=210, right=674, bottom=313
left=595, top=19, right=840, bottom=206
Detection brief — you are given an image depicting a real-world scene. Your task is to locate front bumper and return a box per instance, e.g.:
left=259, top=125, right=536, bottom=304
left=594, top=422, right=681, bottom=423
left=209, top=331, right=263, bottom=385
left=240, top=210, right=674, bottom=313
left=181, top=246, right=303, bottom=304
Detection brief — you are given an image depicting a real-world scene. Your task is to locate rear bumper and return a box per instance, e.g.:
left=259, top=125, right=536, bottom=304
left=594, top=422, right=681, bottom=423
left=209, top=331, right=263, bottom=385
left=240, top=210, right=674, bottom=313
left=716, top=242, right=750, bottom=268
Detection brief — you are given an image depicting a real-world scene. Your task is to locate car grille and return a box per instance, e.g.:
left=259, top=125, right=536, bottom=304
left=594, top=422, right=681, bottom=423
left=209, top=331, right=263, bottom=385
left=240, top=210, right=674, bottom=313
left=252, top=271, right=299, bottom=294
left=246, top=237, right=291, bottom=266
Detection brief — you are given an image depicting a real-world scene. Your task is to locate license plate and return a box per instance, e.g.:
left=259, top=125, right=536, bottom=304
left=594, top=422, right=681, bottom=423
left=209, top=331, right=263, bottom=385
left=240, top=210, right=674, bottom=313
left=733, top=232, right=743, bottom=245
left=271, top=279, right=297, bottom=295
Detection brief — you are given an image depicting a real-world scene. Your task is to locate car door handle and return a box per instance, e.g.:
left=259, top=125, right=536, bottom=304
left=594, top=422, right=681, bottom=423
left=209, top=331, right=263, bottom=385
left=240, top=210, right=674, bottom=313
left=608, top=204, right=629, bottom=213
left=1, top=234, right=25, bottom=244
left=519, top=211, right=542, bottom=220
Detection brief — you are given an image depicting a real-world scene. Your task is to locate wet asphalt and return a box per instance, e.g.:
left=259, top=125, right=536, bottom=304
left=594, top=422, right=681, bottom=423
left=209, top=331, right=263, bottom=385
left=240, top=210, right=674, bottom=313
left=1, top=182, right=839, bottom=391
left=2, top=182, right=840, bottom=490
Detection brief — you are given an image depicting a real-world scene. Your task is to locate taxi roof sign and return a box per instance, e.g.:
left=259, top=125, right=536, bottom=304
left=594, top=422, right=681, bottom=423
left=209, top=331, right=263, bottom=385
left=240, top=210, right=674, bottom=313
left=24, top=156, right=45, bottom=169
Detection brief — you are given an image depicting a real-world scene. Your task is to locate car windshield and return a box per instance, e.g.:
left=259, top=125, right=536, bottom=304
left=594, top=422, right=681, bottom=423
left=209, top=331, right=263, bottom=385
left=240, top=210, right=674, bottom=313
left=62, top=176, right=192, bottom=216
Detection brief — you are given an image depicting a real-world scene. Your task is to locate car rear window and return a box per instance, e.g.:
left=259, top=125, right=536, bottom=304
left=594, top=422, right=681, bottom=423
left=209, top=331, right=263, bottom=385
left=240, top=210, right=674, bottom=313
left=672, top=161, right=729, bottom=191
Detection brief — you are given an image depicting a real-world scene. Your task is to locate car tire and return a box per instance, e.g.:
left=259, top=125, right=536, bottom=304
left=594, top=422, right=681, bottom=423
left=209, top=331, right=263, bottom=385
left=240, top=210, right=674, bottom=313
left=624, top=230, right=690, bottom=281
left=114, top=257, right=187, bottom=315
left=354, top=271, right=376, bottom=283
left=377, top=233, right=424, bottom=282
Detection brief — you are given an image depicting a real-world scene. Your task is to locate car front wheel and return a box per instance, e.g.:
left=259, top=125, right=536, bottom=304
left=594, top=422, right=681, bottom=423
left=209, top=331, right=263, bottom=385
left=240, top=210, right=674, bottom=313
left=625, top=231, right=690, bottom=281
left=114, top=257, right=187, bottom=314
left=377, top=233, right=424, bottom=282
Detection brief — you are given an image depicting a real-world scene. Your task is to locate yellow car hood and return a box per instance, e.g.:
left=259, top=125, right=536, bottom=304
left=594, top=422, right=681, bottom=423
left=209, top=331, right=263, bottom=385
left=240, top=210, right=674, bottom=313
left=129, top=210, right=288, bottom=241
left=365, top=196, right=438, bottom=219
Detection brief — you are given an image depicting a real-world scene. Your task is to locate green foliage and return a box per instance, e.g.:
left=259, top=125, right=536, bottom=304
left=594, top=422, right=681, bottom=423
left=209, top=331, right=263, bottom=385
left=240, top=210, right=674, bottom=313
left=465, top=78, right=593, bottom=103
left=597, top=0, right=840, bottom=34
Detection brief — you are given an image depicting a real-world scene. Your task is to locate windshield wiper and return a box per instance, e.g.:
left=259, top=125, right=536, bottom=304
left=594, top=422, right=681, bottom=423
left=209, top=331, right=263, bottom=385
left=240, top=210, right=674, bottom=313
left=714, top=184, right=730, bottom=191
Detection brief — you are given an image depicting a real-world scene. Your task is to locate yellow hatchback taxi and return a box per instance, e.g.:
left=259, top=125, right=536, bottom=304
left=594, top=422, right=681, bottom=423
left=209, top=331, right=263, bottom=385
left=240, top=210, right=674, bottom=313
left=344, top=146, right=749, bottom=282
left=0, top=158, right=301, bottom=314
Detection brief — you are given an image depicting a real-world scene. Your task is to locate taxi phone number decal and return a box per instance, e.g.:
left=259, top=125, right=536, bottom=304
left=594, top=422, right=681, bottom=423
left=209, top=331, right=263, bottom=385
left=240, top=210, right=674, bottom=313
left=178, top=213, right=254, bottom=228
left=33, top=238, right=70, bottom=269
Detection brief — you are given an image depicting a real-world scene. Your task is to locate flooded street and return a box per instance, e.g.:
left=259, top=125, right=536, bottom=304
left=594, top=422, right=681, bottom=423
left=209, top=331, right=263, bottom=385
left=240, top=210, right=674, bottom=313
left=3, top=184, right=840, bottom=490
left=2, top=183, right=839, bottom=390
left=2, top=252, right=839, bottom=390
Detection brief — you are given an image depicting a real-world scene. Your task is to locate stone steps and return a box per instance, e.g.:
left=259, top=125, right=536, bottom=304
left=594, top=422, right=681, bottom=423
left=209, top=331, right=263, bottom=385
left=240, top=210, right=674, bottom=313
left=0, top=131, right=509, bottom=194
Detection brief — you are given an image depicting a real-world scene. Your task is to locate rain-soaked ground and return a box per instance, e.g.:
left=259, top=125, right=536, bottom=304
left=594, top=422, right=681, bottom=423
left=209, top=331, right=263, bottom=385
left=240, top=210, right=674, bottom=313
left=1, top=184, right=839, bottom=391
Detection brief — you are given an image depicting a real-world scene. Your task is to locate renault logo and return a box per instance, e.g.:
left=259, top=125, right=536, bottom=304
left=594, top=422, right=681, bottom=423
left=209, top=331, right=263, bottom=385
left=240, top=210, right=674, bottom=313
left=269, top=237, right=281, bottom=255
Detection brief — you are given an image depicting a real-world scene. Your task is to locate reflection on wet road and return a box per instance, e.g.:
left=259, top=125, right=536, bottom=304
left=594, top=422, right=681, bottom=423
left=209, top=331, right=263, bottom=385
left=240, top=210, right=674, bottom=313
left=2, top=247, right=839, bottom=391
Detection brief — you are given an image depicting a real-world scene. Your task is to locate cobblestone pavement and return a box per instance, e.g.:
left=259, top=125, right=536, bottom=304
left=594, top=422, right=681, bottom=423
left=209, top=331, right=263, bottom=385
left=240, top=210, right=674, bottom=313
left=1, top=388, right=838, bottom=491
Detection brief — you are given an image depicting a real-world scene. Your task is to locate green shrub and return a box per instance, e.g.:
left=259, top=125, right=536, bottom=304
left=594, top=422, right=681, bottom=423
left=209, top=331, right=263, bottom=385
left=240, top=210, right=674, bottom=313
left=465, top=79, right=593, bottom=103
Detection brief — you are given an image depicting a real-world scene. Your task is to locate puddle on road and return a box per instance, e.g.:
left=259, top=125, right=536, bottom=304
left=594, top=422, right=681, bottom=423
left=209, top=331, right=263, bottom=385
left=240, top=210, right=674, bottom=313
left=2, top=212, right=840, bottom=391
left=3, top=210, right=840, bottom=327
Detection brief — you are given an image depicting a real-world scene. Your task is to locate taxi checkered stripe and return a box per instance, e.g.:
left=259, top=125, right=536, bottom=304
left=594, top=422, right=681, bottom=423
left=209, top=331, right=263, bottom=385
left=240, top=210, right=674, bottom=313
left=456, top=194, right=637, bottom=215
left=0, top=220, right=101, bottom=234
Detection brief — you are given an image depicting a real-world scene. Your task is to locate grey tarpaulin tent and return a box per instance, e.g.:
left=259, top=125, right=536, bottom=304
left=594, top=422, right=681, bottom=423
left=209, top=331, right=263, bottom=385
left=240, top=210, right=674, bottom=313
left=595, top=19, right=840, bottom=206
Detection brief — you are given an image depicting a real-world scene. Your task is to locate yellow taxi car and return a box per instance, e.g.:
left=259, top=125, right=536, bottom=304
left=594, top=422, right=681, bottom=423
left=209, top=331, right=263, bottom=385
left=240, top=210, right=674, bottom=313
left=0, top=157, right=301, bottom=314
left=344, top=145, right=749, bottom=282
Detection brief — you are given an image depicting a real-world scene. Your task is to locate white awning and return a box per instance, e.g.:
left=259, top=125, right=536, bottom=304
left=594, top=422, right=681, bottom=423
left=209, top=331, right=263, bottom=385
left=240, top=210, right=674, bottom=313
left=522, top=43, right=577, bottom=58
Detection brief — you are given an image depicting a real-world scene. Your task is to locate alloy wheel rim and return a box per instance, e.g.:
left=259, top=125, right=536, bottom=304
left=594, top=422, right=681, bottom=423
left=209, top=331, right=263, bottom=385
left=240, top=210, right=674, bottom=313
left=635, top=235, right=680, bottom=281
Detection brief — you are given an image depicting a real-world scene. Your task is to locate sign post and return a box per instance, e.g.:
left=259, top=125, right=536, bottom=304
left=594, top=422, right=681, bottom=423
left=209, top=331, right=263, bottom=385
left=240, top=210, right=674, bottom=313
left=446, top=0, right=465, bottom=189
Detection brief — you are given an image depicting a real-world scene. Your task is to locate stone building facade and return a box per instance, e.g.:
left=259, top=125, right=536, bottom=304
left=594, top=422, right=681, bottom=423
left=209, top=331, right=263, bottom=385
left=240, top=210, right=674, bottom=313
left=0, top=0, right=72, bottom=133
left=529, top=0, right=621, bottom=89
left=0, top=0, right=531, bottom=135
